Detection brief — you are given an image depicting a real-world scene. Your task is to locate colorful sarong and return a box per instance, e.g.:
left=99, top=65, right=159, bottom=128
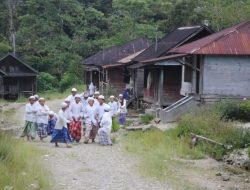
left=50, top=127, right=72, bottom=143
left=70, top=120, right=82, bottom=142
left=21, top=121, right=37, bottom=139
left=98, top=128, right=112, bottom=146
left=118, top=113, right=126, bottom=125
left=37, top=123, right=48, bottom=138
left=47, top=119, right=56, bottom=135
left=89, top=125, right=99, bottom=140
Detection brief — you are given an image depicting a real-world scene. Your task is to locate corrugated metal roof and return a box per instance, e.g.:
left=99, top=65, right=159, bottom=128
left=132, top=25, right=213, bottom=62
left=170, top=20, right=250, bottom=55
left=82, top=38, right=151, bottom=66
left=141, top=53, right=187, bottom=64
left=117, top=50, right=145, bottom=64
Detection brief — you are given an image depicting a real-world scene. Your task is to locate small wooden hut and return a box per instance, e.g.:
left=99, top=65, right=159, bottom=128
left=0, top=54, right=38, bottom=99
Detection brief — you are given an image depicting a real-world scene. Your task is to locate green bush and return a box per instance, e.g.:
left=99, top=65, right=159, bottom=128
left=59, top=73, right=82, bottom=92
left=140, top=114, right=154, bottom=124
left=38, top=72, right=58, bottom=91
left=112, top=117, right=120, bottom=132
left=177, top=106, right=250, bottom=160
left=215, top=100, right=250, bottom=122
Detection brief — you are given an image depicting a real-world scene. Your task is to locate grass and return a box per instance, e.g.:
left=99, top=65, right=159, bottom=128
left=177, top=105, right=250, bottom=160
left=39, top=84, right=86, bottom=100
left=124, top=128, right=204, bottom=188
left=124, top=120, right=133, bottom=128
left=140, top=114, right=154, bottom=125
left=0, top=84, right=86, bottom=103
left=111, top=117, right=120, bottom=132
left=0, top=134, right=51, bottom=190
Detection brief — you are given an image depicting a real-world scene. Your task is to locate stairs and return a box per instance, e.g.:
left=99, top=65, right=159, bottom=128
left=159, top=96, right=198, bottom=123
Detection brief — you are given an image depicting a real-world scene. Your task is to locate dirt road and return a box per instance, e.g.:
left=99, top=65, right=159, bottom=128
left=3, top=99, right=250, bottom=190
left=15, top=100, right=168, bottom=190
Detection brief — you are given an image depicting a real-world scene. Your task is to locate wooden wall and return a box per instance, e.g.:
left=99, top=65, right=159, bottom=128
left=107, top=67, right=126, bottom=95
left=162, top=66, right=182, bottom=105
left=202, top=56, right=250, bottom=97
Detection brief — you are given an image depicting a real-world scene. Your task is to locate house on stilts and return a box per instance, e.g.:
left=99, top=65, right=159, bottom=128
left=0, top=54, right=38, bottom=99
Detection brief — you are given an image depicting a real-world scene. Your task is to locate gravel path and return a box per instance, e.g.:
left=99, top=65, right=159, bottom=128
left=17, top=99, right=169, bottom=190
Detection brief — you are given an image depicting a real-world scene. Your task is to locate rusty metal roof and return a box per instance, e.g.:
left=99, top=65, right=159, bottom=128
left=170, top=21, right=250, bottom=55
left=82, top=38, right=151, bottom=66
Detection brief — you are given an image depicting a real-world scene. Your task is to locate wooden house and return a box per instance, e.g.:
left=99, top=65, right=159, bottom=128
left=168, top=20, right=250, bottom=103
left=82, top=38, right=150, bottom=95
left=130, top=26, right=213, bottom=107
left=0, top=54, right=38, bottom=99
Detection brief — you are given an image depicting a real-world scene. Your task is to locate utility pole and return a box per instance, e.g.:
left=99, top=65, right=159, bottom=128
left=155, top=26, right=158, bottom=52
left=7, top=0, right=16, bottom=56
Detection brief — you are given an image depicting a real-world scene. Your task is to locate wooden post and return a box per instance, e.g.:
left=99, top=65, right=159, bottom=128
left=192, top=56, right=197, bottom=93
left=158, top=68, right=164, bottom=106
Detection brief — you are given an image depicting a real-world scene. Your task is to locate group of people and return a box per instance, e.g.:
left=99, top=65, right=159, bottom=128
left=21, top=87, right=127, bottom=148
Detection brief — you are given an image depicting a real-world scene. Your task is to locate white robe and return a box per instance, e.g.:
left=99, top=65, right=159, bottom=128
left=96, top=103, right=108, bottom=122
left=83, top=105, right=98, bottom=126
left=69, top=102, right=84, bottom=119
left=25, top=103, right=37, bottom=122
left=100, top=112, right=112, bottom=134
left=67, top=94, right=76, bottom=105
left=55, top=109, right=70, bottom=129
left=118, top=99, right=127, bottom=114
left=89, top=82, right=95, bottom=96
left=36, top=104, right=50, bottom=124
left=108, top=101, right=118, bottom=117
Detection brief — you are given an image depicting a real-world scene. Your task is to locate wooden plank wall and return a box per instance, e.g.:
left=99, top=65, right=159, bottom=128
left=108, top=67, right=126, bottom=95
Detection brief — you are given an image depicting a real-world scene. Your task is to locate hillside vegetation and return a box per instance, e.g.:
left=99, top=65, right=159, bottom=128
left=1, top=0, right=250, bottom=91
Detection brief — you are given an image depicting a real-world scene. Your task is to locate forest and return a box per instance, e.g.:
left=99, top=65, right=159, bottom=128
left=0, top=0, right=250, bottom=91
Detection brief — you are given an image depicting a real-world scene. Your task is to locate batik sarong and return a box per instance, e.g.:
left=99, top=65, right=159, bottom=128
left=118, top=113, right=126, bottom=125
left=70, top=120, right=82, bottom=142
left=50, top=127, right=72, bottom=143
left=98, top=128, right=112, bottom=146
left=37, top=123, right=48, bottom=138
left=21, top=121, right=37, bottom=139
left=47, top=119, right=56, bottom=135
left=89, top=125, right=99, bottom=141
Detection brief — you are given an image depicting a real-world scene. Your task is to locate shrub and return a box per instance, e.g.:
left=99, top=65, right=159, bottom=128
left=112, top=117, right=120, bottom=132
left=140, top=114, right=154, bottom=124
left=59, top=73, right=82, bottom=92
left=215, top=100, right=250, bottom=122
left=176, top=106, right=250, bottom=160
left=38, top=72, right=58, bottom=91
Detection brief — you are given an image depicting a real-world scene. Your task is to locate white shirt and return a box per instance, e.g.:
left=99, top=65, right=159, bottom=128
left=81, top=97, right=88, bottom=109
left=100, top=112, right=112, bottom=134
left=83, top=105, right=98, bottom=125
left=36, top=104, right=50, bottom=124
left=69, top=102, right=84, bottom=119
left=118, top=99, right=127, bottom=113
left=63, top=107, right=71, bottom=120
left=94, top=99, right=99, bottom=108
left=108, top=101, right=118, bottom=117
left=33, top=101, right=40, bottom=122
left=96, top=103, right=108, bottom=122
left=67, top=94, right=76, bottom=105
left=55, top=109, right=70, bottom=129
left=25, top=103, right=37, bottom=122
left=89, top=83, right=95, bottom=96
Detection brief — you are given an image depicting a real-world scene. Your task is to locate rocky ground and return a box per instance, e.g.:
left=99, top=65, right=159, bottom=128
left=1, top=100, right=250, bottom=190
